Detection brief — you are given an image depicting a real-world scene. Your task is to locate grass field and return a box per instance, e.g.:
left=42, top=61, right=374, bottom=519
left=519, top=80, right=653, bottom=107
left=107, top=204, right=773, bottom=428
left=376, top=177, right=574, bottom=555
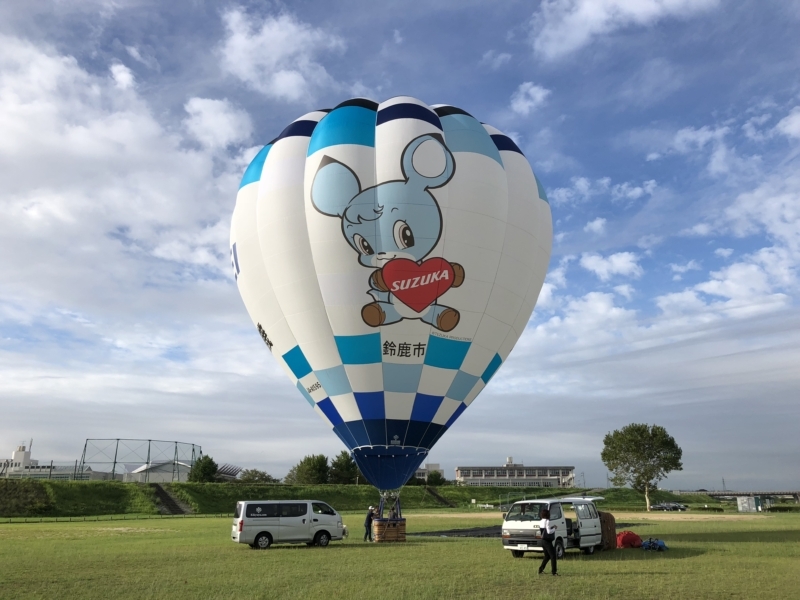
left=1, top=510, right=798, bottom=599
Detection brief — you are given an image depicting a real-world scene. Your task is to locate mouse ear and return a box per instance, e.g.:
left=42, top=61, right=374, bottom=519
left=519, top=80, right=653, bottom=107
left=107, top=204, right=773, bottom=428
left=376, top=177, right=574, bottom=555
left=401, top=134, right=455, bottom=190
left=311, top=156, right=362, bottom=217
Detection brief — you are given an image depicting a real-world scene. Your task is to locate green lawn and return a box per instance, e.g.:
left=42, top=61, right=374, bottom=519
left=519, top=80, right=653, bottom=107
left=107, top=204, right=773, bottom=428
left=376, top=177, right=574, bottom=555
left=1, top=511, right=798, bottom=599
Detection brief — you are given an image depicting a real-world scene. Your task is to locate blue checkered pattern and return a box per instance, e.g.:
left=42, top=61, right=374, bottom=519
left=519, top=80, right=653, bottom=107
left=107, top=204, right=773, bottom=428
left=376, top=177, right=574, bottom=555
left=281, top=333, right=504, bottom=450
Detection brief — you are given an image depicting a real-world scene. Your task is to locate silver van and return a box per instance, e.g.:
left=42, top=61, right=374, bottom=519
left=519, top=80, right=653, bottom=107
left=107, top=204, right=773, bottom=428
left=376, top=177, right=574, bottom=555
left=231, top=500, right=346, bottom=549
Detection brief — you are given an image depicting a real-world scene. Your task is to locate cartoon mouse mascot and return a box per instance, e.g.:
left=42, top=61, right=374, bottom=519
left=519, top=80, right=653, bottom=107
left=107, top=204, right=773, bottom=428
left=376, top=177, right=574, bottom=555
left=311, top=134, right=465, bottom=332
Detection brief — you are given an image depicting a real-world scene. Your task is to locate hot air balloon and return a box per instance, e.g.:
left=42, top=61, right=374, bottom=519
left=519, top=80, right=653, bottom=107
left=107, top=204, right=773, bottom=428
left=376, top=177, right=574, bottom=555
left=230, top=96, right=552, bottom=496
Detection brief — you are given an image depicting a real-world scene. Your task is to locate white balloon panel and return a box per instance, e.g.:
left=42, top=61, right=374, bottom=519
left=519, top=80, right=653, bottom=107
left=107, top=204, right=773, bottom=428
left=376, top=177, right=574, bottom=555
left=230, top=98, right=552, bottom=490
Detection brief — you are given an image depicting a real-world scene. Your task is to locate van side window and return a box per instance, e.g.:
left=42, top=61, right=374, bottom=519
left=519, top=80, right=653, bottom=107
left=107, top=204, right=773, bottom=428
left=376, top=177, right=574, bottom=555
left=279, top=503, right=308, bottom=517
left=588, top=505, right=599, bottom=519
left=246, top=503, right=278, bottom=518
left=312, top=502, right=336, bottom=515
left=549, top=503, right=562, bottom=519
left=575, top=504, right=591, bottom=519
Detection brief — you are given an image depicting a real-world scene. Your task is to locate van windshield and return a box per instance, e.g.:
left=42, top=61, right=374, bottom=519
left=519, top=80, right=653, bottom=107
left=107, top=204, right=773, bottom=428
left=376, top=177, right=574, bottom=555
left=505, top=503, right=544, bottom=522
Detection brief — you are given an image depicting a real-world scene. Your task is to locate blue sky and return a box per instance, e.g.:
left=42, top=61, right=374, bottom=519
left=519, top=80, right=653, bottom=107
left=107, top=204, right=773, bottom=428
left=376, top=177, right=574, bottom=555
left=1, top=0, right=799, bottom=490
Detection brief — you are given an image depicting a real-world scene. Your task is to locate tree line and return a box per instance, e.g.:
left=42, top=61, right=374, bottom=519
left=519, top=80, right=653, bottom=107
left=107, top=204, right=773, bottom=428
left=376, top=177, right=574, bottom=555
left=189, top=421, right=683, bottom=511
left=188, top=450, right=449, bottom=486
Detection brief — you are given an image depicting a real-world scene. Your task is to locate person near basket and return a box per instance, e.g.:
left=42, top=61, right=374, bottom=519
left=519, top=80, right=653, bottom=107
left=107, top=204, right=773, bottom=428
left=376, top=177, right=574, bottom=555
left=363, top=506, right=376, bottom=542
left=538, top=508, right=559, bottom=576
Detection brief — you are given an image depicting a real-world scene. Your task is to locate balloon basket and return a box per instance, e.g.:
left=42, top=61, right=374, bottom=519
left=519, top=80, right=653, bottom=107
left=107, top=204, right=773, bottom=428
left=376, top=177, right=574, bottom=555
left=372, top=491, right=406, bottom=542
left=372, top=518, right=406, bottom=543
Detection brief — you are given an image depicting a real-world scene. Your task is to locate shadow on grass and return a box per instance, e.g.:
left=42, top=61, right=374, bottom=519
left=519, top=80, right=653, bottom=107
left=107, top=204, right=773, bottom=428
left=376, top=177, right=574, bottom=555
left=515, top=548, right=707, bottom=561
left=260, top=542, right=432, bottom=552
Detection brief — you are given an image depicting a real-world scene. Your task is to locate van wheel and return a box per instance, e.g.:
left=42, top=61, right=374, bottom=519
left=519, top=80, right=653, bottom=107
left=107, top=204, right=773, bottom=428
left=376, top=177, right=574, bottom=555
left=314, top=531, right=331, bottom=547
left=581, top=545, right=595, bottom=555
left=511, top=550, right=525, bottom=558
left=555, top=540, right=565, bottom=560
left=254, top=533, right=272, bottom=550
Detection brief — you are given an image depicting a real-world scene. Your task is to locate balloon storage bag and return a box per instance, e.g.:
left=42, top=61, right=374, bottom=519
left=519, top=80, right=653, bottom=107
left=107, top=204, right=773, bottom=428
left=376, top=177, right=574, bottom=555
left=373, top=518, right=406, bottom=543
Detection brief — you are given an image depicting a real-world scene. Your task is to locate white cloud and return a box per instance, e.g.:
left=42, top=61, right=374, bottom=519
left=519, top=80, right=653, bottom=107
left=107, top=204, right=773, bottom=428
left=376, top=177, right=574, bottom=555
left=775, top=107, right=800, bottom=139
left=583, top=217, right=607, bottom=234
left=550, top=176, right=656, bottom=206
left=219, top=9, right=345, bottom=102
left=614, top=284, right=634, bottom=299
left=110, top=63, right=134, bottom=89
left=670, top=259, right=701, bottom=274
left=725, top=172, right=800, bottom=255
left=125, top=45, right=159, bottom=70
left=480, top=50, right=512, bottom=70
left=668, top=125, right=755, bottom=176
left=637, top=234, right=663, bottom=249
left=510, top=82, right=551, bottom=116
left=715, top=248, right=734, bottom=258
left=580, top=252, right=643, bottom=281
left=682, top=222, right=713, bottom=236
left=0, top=34, right=243, bottom=326
left=393, top=29, right=403, bottom=44
left=530, top=0, right=719, bottom=60
left=536, top=256, right=574, bottom=310
left=183, top=97, right=252, bottom=150
left=670, top=259, right=701, bottom=280
left=742, top=114, right=770, bottom=141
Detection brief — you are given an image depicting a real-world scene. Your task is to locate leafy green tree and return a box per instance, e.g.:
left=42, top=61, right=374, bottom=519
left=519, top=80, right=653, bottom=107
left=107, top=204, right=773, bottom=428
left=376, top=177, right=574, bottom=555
left=601, top=423, right=683, bottom=511
left=284, top=454, right=329, bottom=484
left=425, top=471, right=448, bottom=486
left=328, top=450, right=364, bottom=484
left=238, top=469, right=280, bottom=484
left=188, top=455, right=218, bottom=483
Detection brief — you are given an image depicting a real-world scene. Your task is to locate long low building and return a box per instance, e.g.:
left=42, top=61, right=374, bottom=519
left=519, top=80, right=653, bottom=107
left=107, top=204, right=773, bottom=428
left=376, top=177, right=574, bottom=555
left=455, top=457, right=575, bottom=487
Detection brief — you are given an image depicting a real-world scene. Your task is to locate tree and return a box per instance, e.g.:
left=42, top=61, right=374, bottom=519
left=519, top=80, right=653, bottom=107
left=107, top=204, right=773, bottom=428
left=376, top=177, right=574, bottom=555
left=601, top=423, right=683, bottom=511
left=283, top=454, right=329, bottom=484
left=188, top=455, right=218, bottom=483
left=404, top=476, right=426, bottom=486
left=328, top=450, right=364, bottom=484
left=425, top=471, right=448, bottom=486
left=238, top=469, right=280, bottom=484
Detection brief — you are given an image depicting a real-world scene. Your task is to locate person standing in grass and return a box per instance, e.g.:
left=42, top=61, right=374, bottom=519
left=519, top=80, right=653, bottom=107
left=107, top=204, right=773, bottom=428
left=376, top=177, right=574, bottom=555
left=364, top=506, right=376, bottom=542
left=538, top=508, right=559, bottom=576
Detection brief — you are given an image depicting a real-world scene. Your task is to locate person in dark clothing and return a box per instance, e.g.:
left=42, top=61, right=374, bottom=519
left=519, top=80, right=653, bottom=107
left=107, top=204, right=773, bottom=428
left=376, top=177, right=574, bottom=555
left=364, top=506, right=375, bottom=542
left=538, top=508, right=559, bottom=576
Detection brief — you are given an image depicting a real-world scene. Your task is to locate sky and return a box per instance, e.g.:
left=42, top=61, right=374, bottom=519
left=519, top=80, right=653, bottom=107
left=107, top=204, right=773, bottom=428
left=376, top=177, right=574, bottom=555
left=1, top=0, right=798, bottom=491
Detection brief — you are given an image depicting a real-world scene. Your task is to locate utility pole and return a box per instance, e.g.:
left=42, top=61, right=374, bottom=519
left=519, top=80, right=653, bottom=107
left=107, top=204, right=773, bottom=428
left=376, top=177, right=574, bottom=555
left=722, top=477, right=726, bottom=492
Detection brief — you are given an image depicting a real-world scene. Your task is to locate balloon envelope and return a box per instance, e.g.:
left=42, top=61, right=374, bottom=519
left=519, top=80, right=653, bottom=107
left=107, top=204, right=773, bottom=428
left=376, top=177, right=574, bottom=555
left=230, top=97, right=552, bottom=490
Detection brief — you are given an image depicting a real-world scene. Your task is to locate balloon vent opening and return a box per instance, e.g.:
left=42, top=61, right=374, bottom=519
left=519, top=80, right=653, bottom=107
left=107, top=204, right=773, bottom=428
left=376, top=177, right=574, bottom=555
left=352, top=447, right=428, bottom=491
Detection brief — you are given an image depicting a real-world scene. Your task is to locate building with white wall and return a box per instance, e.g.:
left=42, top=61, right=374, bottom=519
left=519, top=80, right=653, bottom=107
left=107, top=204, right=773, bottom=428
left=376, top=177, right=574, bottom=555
left=415, top=463, right=445, bottom=481
left=454, top=457, right=575, bottom=487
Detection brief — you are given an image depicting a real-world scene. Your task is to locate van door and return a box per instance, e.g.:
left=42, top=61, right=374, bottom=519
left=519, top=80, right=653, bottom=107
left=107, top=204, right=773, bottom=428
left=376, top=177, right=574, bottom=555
left=575, top=503, right=601, bottom=546
left=586, top=503, right=602, bottom=546
left=244, top=502, right=280, bottom=544
left=548, top=503, right=566, bottom=541
left=311, top=502, right=338, bottom=536
left=279, top=502, right=311, bottom=542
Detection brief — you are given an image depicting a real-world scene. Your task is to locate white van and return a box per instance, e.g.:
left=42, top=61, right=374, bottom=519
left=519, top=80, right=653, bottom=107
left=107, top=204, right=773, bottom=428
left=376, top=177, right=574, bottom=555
left=501, top=497, right=604, bottom=559
left=231, top=500, right=345, bottom=549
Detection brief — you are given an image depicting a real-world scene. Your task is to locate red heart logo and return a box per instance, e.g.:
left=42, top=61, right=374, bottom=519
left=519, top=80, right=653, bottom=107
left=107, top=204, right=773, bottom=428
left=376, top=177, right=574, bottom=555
left=381, top=258, right=455, bottom=313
